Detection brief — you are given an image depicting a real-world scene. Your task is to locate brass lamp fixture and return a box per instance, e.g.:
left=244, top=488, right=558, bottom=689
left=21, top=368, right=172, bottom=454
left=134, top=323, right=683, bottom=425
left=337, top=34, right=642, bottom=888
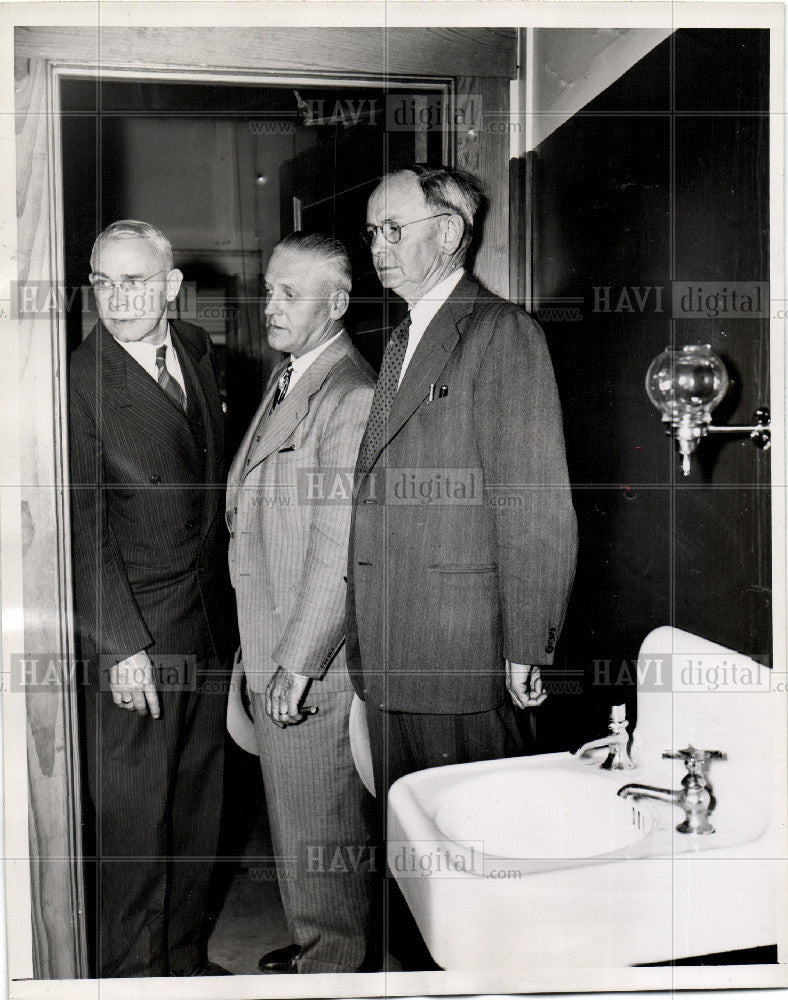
left=645, top=344, right=771, bottom=476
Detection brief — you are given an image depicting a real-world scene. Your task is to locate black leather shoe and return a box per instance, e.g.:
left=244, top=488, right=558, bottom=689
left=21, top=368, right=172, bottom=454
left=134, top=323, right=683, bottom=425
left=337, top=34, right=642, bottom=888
left=171, top=960, right=232, bottom=976
left=257, top=943, right=301, bottom=973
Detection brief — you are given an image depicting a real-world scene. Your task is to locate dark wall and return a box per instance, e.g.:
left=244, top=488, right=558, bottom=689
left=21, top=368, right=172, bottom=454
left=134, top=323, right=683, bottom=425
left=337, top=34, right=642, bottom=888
left=526, top=29, right=770, bottom=735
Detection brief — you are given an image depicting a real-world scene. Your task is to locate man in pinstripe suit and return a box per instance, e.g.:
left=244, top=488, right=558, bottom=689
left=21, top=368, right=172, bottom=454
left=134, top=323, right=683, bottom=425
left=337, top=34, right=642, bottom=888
left=226, top=233, right=375, bottom=974
left=69, top=221, right=235, bottom=978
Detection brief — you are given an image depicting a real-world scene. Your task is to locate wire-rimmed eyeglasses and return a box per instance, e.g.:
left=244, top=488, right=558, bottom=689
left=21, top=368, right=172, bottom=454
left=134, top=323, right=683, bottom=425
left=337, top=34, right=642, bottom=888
left=89, top=269, right=168, bottom=295
left=360, top=213, right=452, bottom=247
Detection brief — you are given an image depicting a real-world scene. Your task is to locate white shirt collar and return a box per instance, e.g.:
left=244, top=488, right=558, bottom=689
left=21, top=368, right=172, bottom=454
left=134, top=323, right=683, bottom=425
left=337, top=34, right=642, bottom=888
left=397, top=270, right=464, bottom=387
left=117, top=322, right=174, bottom=360
left=409, top=268, right=465, bottom=334
left=112, top=324, right=188, bottom=403
left=287, top=329, right=344, bottom=389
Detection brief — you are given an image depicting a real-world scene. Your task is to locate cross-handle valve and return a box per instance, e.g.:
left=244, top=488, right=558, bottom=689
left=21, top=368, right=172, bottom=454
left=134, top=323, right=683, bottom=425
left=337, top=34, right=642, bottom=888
left=619, top=745, right=727, bottom=834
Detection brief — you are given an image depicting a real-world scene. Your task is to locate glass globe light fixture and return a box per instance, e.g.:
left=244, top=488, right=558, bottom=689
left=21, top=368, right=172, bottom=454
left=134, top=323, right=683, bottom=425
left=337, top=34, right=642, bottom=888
left=645, top=345, right=730, bottom=476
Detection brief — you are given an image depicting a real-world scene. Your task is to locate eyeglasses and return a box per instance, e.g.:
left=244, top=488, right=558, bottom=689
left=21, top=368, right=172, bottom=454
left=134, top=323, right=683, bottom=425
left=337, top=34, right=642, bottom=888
left=89, top=269, right=168, bottom=295
left=361, top=213, right=452, bottom=246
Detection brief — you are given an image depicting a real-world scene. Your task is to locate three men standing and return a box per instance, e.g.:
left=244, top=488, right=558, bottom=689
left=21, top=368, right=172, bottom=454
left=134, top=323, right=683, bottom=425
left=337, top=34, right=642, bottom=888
left=227, top=233, right=375, bottom=974
left=71, top=163, right=576, bottom=977
left=70, top=220, right=234, bottom=977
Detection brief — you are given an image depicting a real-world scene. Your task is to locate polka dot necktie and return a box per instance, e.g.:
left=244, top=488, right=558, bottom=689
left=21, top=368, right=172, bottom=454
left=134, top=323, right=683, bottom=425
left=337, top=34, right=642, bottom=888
left=270, top=362, right=293, bottom=413
left=357, top=313, right=411, bottom=474
left=155, top=345, right=186, bottom=411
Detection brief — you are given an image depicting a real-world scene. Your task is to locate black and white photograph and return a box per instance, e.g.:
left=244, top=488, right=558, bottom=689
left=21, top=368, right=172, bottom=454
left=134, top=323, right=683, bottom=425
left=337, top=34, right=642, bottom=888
left=0, top=3, right=785, bottom=1000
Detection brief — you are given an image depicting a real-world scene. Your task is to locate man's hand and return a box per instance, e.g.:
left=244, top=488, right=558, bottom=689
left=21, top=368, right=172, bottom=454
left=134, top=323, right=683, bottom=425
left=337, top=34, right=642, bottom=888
left=109, top=651, right=161, bottom=718
left=506, top=661, right=547, bottom=709
left=265, top=667, right=312, bottom=728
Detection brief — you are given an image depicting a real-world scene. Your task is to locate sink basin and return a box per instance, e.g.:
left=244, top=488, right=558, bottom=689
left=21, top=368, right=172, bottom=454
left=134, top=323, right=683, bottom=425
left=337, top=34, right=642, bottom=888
left=387, top=627, right=786, bottom=974
left=433, top=769, right=653, bottom=861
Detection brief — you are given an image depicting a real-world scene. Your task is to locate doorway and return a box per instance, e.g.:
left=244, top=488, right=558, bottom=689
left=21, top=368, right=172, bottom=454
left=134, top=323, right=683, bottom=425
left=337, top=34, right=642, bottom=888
left=61, top=75, right=449, bottom=450
left=60, top=73, right=450, bottom=976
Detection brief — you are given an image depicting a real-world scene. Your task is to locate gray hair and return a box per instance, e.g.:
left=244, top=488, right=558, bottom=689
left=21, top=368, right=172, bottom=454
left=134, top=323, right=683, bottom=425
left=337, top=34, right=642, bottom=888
left=399, top=164, right=484, bottom=251
left=90, top=220, right=174, bottom=272
left=275, top=231, right=352, bottom=294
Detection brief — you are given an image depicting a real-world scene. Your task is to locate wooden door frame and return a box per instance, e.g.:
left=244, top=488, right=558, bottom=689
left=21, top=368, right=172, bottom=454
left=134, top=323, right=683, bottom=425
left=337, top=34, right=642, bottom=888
left=9, top=28, right=515, bottom=980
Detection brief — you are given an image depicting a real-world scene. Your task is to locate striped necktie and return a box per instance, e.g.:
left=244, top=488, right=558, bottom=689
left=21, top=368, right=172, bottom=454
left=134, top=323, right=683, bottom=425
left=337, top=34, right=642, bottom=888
left=270, top=362, right=293, bottom=413
left=356, top=313, right=411, bottom=474
left=155, top=345, right=186, bottom=411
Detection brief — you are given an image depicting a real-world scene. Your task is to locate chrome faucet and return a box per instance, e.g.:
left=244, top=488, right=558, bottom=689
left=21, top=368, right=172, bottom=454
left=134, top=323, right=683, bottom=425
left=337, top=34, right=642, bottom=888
left=575, top=704, right=635, bottom=770
left=618, top=746, right=727, bottom=835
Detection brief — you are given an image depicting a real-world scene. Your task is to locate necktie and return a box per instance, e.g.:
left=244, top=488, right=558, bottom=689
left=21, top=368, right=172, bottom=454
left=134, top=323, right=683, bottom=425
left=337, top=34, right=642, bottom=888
left=155, top=345, right=186, bottom=411
left=356, top=313, right=411, bottom=474
left=270, top=362, right=293, bottom=413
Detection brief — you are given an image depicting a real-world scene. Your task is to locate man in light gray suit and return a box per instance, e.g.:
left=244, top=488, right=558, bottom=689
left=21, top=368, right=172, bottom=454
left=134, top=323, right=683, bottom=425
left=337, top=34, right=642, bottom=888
left=226, top=233, right=375, bottom=974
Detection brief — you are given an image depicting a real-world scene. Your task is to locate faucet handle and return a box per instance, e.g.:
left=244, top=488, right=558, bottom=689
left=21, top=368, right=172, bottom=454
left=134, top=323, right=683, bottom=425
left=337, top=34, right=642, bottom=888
left=663, top=747, right=727, bottom=777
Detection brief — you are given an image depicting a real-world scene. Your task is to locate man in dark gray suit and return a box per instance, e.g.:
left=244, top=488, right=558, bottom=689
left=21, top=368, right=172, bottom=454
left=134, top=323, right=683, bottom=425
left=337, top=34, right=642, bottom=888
left=346, top=164, right=578, bottom=971
left=70, top=220, right=234, bottom=978
left=348, top=164, right=578, bottom=796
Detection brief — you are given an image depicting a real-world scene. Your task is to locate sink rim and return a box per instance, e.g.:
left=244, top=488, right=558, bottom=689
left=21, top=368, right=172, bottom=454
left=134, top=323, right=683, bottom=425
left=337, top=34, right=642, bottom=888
left=429, top=767, right=657, bottom=864
left=388, top=750, right=774, bottom=868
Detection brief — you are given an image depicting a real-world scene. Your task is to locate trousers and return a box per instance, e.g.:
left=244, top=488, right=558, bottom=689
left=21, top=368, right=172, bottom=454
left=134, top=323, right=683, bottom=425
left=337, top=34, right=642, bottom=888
left=84, top=656, right=226, bottom=977
left=250, top=687, right=374, bottom=973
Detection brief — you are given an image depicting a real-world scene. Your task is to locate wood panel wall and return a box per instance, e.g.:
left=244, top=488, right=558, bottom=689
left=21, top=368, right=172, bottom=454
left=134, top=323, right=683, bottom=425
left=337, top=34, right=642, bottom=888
left=524, top=30, right=771, bottom=747
left=13, top=56, right=88, bottom=980
left=457, top=76, right=511, bottom=298
left=15, top=26, right=517, bottom=79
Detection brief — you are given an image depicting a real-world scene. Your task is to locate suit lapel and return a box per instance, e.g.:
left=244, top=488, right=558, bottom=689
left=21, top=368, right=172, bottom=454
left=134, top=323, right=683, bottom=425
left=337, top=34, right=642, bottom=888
left=363, top=274, right=479, bottom=473
left=237, top=331, right=354, bottom=484
left=227, top=359, right=286, bottom=498
left=171, top=321, right=218, bottom=461
left=96, top=323, right=203, bottom=473
left=170, top=322, right=224, bottom=539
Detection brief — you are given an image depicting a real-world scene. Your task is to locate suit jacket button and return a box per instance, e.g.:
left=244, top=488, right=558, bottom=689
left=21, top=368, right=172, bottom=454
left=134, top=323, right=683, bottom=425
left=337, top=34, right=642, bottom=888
left=545, top=644, right=554, bottom=654
left=150, top=474, right=160, bottom=484
left=230, top=531, right=235, bottom=538
left=185, top=519, right=195, bottom=530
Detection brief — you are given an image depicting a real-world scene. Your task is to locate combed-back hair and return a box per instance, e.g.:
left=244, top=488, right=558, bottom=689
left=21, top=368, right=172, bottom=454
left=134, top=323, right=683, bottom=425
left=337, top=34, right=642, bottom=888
left=91, top=220, right=174, bottom=272
left=276, top=231, right=353, bottom=293
left=403, top=164, right=484, bottom=249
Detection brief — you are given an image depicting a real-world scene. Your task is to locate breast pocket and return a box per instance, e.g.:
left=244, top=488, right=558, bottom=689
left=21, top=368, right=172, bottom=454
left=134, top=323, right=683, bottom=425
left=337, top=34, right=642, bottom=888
left=414, top=395, right=468, bottom=441
left=272, top=442, right=320, bottom=521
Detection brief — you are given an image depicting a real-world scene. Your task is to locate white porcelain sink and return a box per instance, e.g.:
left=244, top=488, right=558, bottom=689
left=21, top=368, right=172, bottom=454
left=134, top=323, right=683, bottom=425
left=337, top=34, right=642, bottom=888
left=387, top=628, right=787, bottom=973
left=432, top=768, right=653, bottom=862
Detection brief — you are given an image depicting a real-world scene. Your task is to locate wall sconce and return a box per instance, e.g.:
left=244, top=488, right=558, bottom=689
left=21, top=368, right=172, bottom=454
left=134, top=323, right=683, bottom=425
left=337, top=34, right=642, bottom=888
left=646, top=344, right=771, bottom=476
